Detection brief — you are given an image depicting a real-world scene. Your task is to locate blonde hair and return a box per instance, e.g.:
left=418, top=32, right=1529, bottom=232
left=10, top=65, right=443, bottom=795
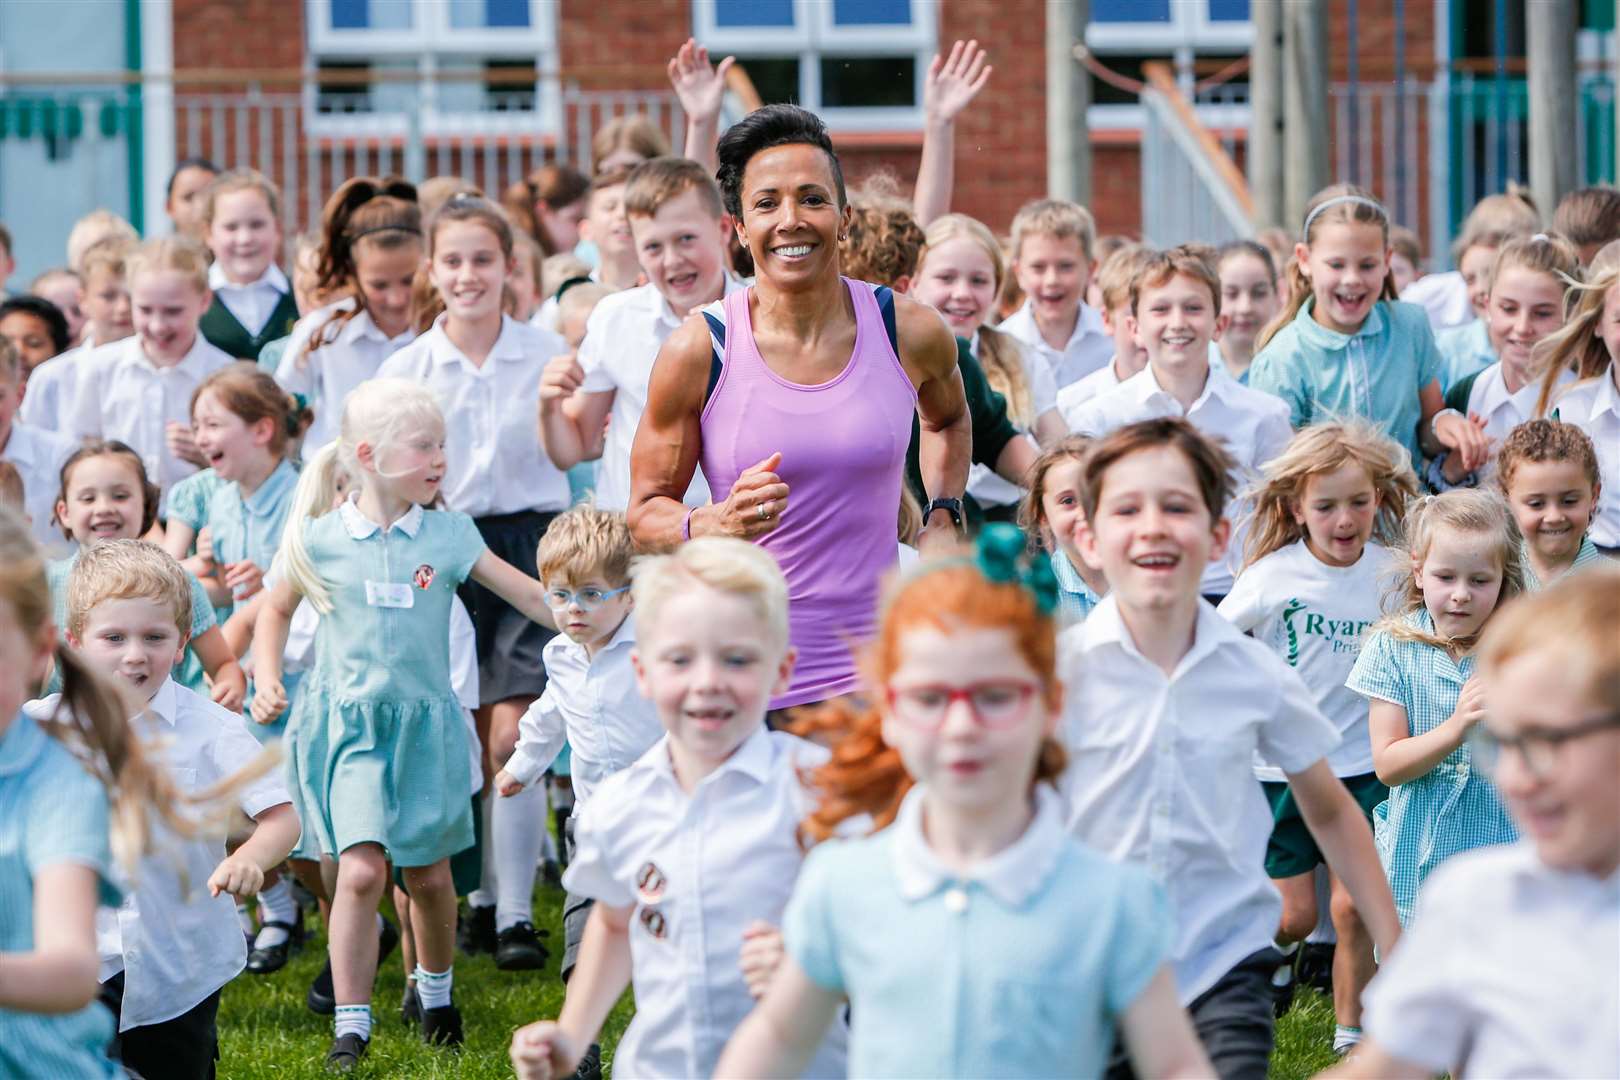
left=67, top=210, right=138, bottom=273
left=1258, top=184, right=1397, bottom=351
left=201, top=167, right=282, bottom=225
left=1130, top=244, right=1222, bottom=316
left=80, top=235, right=136, bottom=281
left=66, top=539, right=194, bottom=641
left=1487, top=231, right=1581, bottom=296
left=1242, top=419, right=1418, bottom=568
left=1096, top=242, right=1153, bottom=312
left=542, top=253, right=592, bottom=302
left=1453, top=188, right=1542, bottom=263
left=919, top=213, right=1033, bottom=424
left=1532, top=239, right=1620, bottom=416
left=591, top=115, right=671, bottom=174
left=278, top=379, right=445, bottom=614
left=536, top=503, right=635, bottom=586
left=1010, top=198, right=1096, bottom=263
left=125, top=236, right=211, bottom=295
left=631, top=537, right=789, bottom=653
left=623, top=156, right=725, bottom=221
left=1551, top=186, right=1620, bottom=255
left=1376, top=489, right=1525, bottom=650
left=1478, top=564, right=1620, bottom=713
left=557, top=280, right=610, bottom=331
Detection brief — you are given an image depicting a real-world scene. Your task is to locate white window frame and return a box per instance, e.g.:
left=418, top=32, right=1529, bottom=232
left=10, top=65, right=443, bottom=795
left=1086, top=0, right=1251, bottom=53
left=305, top=0, right=561, bottom=138
left=692, top=0, right=938, bottom=132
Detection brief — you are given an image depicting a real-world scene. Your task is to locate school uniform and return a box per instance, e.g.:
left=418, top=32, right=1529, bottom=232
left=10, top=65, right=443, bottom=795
left=563, top=727, right=845, bottom=1079
left=1064, top=363, right=1294, bottom=597
left=1346, top=610, right=1519, bottom=925
left=1550, top=372, right=1620, bottom=549
left=1051, top=548, right=1102, bottom=625
left=378, top=314, right=569, bottom=703
left=1522, top=535, right=1607, bottom=591
left=1061, top=595, right=1341, bottom=1075
left=0, top=419, right=76, bottom=554
left=274, top=298, right=416, bottom=458
left=1435, top=360, right=1574, bottom=488
left=576, top=278, right=741, bottom=510
left=1000, top=298, right=1113, bottom=388
left=1400, top=270, right=1473, bottom=332
left=965, top=331, right=1057, bottom=512
left=0, top=708, right=121, bottom=1080
left=1434, top=318, right=1494, bottom=392
left=1055, top=355, right=1126, bottom=428
left=68, top=334, right=235, bottom=511
left=29, top=679, right=289, bottom=1079
left=1360, top=841, right=1619, bottom=1078
left=16, top=335, right=95, bottom=432
left=165, top=469, right=228, bottom=551
left=201, top=263, right=299, bottom=361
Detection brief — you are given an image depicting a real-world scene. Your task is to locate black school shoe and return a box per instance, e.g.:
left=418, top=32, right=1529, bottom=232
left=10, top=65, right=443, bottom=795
left=458, top=903, right=497, bottom=956
left=325, top=1034, right=369, bottom=1073
left=421, top=1001, right=464, bottom=1047
left=245, top=918, right=303, bottom=975
left=401, top=984, right=421, bottom=1029
left=495, top=921, right=550, bottom=971
left=572, top=1042, right=603, bottom=1080
left=307, top=918, right=399, bottom=1015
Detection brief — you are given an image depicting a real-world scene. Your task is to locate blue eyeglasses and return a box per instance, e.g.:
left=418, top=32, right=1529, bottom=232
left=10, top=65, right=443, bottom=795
left=544, top=585, right=631, bottom=611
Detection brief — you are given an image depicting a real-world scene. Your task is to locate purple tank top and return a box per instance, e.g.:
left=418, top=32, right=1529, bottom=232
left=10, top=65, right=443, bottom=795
left=701, top=278, right=918, bottom=708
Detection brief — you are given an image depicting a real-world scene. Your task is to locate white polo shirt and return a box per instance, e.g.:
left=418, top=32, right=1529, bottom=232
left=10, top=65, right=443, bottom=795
left=378, top=313, right=570, bottom=517
left=17, top=337, right=97, bottom=433
left=208, top=263, right=290, bottom=337
left=1552, top=371, right=1620, bottom=547
left=505, top=612, right=663, bottom=808
left=1060, top=596, right=1341, bottom=1002
left=0, top=420, right=76, bottom=555
left=29, top=678, right=289, bottom=1031
left=577, top=278, right=740, bottom=511
left=1361, top=842, right=1619, bottom=1078
left=563, top=727, right=845, bottom=1080
left=999, top=299, right=1113, bottom=388
left=1064, top=363, right=1295, bottom=595
left=68, top=334, right=235, bottom=508
left=275, top=298, right=415, bottom=458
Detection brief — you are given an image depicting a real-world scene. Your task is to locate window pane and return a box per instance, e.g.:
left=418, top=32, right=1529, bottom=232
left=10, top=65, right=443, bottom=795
left=450, top=0, right=530, bottom=28
left=737, top=56, right=800, bottom=104
left=819, top=55, right=916, bottom=108
left=316, top=60, right=373, bottom=113
left=714, top=0, right=795, bottom=27
left=331, top=0, right=413, bottom=30
left=1092, top=0, right=1170, bottom=21
left=1208, top=0, right=1249, bottom=21
left=832, top=0, right=911, bottom=26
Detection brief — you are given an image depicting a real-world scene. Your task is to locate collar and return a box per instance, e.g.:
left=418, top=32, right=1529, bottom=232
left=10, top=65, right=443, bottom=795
left=242, top=458, right=299, bottom=517
left=1129, top=360, right=1230, bottom=414
left=139, top=677, right=181, bottom=729
left=338, top=493, right=424, bottom=539
left=1290, top=297, right=1388, bottom=351
left=120, top=331, right=214, bottom=376
left=891, top=784, right=1069, bottom=908
left=339, top=306, right=407, bottom=348
left=1050, top=549, right=1100, bottom=602
left=1009, top=300, right=1104, bottom=352
left=649, top=723, right=776, bottom=790
left=1502, top=840, right=1620, bottom=904
left=1593, top=368, right=1620, bottom=419
left=1082, top=593, right=1236, bottom=676
left=651, top=271, right=746, bottom=329
left=0, top=708, right=49, bottom=778
left=1476, top=362, right=1547, bottom=418
left=558, top=609, right=638, bottom=665
left=208, top=262, right=290, bottom=294
left=425, top=313, right=527, bottom=368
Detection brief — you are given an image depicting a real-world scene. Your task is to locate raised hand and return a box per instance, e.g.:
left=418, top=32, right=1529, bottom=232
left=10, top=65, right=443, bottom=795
left=668, top=38, right=735, bottom=126
left=924, top=39, right=992, bottom=125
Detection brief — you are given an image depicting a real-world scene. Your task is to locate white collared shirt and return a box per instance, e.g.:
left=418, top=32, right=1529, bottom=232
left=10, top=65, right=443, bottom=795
left=276, top=298, right=416, bottom=457
left=0, top=421, right=76, bottom=555
left=17, top=337, right=97, bottom=433
left=1055, top=354, right=1126, bottom=427
left=377, top=313, right=570, bottom=516
left=1060, top=595, right=1341, bottom=1002
left=1553, top=371, right=1620, bottom=546
left=999, top=299, right=1113, bottom=388
left=1362, top=842, right=1619, bottom=1078
left=563, top=727, right=843, bottom=1080
left=208, top=262, right=290, bottom=337
left=338, top=491, right=423, bottom=538
left=28, top=679, right=289, bottom=1031
left=893, top=783, right=1070, bottom=907
left=1065, top=362, right=1295, bottom=595
left=577, top=279, right=740, bottom=510
left=68, top=334, right=235, bottom=508
left=1401, top=271, right=1475, bottom=332
left=505, top=612, right=663, bottom=807
left=1457, top=361, right=1574, bottom=484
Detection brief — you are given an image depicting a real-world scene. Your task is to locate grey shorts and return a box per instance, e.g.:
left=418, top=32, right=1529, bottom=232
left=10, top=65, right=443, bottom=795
left=560, top=818, right=593, bottom=982
left=1106, top=946, right=1279, bottom=1080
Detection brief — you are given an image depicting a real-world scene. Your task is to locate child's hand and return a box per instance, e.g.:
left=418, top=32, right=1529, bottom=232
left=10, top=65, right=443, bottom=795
left=1434, top=410, right=1492, bottom=472
left=196, top=526, right=215, bottom=564
left=223, top=559, right=265, bottom=601
left=924, top=39, right=992, bottom=126
left=667, top=38, right=734, bottom=125
left=210, top=662, right=248, bottom=713
left=166, top=421, right=206, bottom=467
left=495, top=769, right=525, bottom=797
left=540, top=352, right=586, bottom=406
left=510, top=1020, right=578, bottom=1080
left=251, top=679, right=288, bottom=725
left=208, top=852, right=266, bottom=901
left=739, top=920, right=784, bottom=1000
left=1450, top=677, right=1489, bottom=735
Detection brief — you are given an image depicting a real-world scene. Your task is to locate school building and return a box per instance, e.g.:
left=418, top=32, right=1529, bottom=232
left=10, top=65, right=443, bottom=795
left=1, top=0, right=1615, bottom=279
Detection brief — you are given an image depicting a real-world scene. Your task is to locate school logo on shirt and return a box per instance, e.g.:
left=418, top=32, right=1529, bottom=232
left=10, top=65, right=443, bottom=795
left=639, top=906, right=668, bottom=940
left=635, top=861, right=667, bottom=905
left=1281, top=598, right=1374, bottom=661
left=413, top=564, right=436, bottom=590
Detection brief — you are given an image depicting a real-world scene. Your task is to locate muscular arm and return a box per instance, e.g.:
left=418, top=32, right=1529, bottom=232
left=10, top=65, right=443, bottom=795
left=627, top=317, right=715, bottom=548
left=897, top=297, right=971, bottom=544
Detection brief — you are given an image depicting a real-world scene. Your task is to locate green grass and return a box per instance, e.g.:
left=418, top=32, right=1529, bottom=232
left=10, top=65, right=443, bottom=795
left=218, top=883, right=1339, bottom=1078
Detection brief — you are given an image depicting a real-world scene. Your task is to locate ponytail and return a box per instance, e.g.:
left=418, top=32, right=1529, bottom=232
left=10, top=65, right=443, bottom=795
left=305, top=176, right=421, bottom=368
left=976, top=326, right=1035, bottom=427
left=277, top=441, right=344, bottom=614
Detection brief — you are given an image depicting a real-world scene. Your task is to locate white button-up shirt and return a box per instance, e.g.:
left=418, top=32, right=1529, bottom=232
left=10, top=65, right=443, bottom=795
left=1065, top=363, right=1295, bottom=594
left=999, top=299, right=1113, bottom=388
left=1060, top=596, right=1341, bottom=1002
left=504, top=612, right=663, bottom=807
left=1455, top=361, right=1574, bottom=485
left=68, top=334, right=235, bottom=509
left=1551, top=371, right=1620, bottom=547
left=208, top=262, right=289, bottom=337
left=1055, top=355, right=1125, bottom=428
left=378, top=313, right=570, bottom=517
left=276, top=298, right=416, bottom=458
left=29, top=678, right=289, bottom=1030
left=577, top=279, right=741, bottom=510
left=17, top=337, right=96, bottom=433
left=563, top=727, right=844, bottom=1080
left=1362, top=842, right=1619, bottom=1078
left=0, top=420, right=76, bottom=554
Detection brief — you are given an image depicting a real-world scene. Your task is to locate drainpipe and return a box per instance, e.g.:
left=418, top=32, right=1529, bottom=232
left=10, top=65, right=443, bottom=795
left=1046, top=0, right=1091, bottom=206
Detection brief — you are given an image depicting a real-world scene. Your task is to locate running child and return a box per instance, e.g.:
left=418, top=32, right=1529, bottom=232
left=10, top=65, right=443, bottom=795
left=1000, top=198, right=1113, bottom=387
left=1347, top=488, right=1524, bottom=926
left=508, top=538, right=846, bottom=1080
left=1217, top=419, right=1417, bottom=1055
left=0, top=338, right=76, bottom=551
left=576, top=168, right=642, bottom=291
left=20, top=237, right=136, bottom=434
left=714, top=527, right=1213, bottom=1079
left=1431, top=222, right=1534, bottom=389
left=199, top=169, right=299, bottom=360
left=1214, top=240, right=1283, bottom=385
left=1019, top=434, right=1108, bottom=623
left=1056, top=242, right=1154, bottom=422
left=250, top=378, right=557, bottom=1070
left=1496, top=419, right=1606, bottom=589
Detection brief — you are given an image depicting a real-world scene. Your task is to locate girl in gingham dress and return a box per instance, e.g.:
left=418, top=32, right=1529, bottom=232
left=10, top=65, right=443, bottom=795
left=1347, top=490, right=1524, bottom=924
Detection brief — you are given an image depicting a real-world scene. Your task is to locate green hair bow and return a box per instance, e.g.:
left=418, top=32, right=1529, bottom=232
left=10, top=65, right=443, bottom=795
left=973, top=523, right=1059, bottom=615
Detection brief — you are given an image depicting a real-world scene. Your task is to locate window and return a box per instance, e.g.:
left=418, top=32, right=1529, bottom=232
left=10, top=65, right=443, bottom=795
left=692, top=0, right=937, bottom=131
left=1087, top=0, right=1251, bottom=52
left=306, top=0, right=559, bottom=134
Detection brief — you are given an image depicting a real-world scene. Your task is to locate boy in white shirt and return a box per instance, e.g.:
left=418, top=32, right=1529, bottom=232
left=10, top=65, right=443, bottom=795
left=21, top=237, right=135, bottom=435
left=539, top=157, right=740, bottom=511
left=0, top=340, right=76, bottom=553
left=508, top=537, right=845, bottom=1080
left=36, top=539, right=298, bottom=1080
left=1065, top=246, right=1294, bottom=600
left=1333, top=568, right=1620, bottom=1080
left=1000, top=198, right=1113, bottom=389
left=1057, top=242, right=1153, bottom=424
left=1063, top=417, right=1400, bottom=1079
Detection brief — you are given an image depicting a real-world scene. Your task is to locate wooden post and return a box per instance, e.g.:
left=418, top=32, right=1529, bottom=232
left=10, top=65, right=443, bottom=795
left=1046, top=0, right=1091, bottom=205
left=1528, top=0, right=1579, bottom=219
left=1282, top=0, right=1329, bottom=227
left=1249, top=0, right=1285, bottom=229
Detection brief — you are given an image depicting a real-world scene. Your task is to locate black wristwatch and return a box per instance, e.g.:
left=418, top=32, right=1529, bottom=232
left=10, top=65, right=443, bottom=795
left=921, top=496, right=965, bottom=534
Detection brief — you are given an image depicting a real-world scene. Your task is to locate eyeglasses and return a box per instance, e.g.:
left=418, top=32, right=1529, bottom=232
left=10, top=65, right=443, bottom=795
left=884, top=680, right=1040, bottom=730
left=544, top=585, right=630, bottom=611
left=1468, top=713, right=1620, bottom=780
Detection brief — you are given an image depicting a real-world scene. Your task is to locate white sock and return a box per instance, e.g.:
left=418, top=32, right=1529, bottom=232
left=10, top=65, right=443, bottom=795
left=469, top=792, right=497, bottom=911
left=254, top=879, right=296, bottom=948
left=492, top=780, right=544, bottom=932
left=334, top=1004, right=372, bottom=1041
left=237, top=902, right=255, bottom=937
left=414, top=965, right=453, bottom=1010
left=1333, top=1025, right=1363, bottom=1053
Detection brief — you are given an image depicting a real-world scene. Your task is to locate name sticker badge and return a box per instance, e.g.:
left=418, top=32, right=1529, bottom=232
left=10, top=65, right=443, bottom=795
left=365, top=581, right=415, bottom=609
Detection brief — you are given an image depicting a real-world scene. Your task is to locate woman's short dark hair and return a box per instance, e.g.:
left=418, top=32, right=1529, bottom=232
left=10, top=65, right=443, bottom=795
left=0, top=295, right=71, bottom=356
left=166, top=156, right=220, bottom=199
left=715, top=104, right=846, bottom=219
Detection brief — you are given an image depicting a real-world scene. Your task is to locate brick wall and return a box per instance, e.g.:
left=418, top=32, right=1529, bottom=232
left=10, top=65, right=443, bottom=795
left=172, top=0, right=303, bottom=73
left=559, top=0, right=691, bottom=91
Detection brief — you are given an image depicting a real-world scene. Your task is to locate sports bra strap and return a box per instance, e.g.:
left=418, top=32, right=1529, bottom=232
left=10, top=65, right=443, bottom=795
left=874, top=285, right=898, bottom=354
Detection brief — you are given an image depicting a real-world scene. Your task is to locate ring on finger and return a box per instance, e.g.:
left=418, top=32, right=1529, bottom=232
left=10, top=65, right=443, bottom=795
left=757, top=501, right=770, bottom=520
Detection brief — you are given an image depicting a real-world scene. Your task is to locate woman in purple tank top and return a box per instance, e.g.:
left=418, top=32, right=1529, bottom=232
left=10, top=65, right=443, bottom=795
left=627, top=105, right=970, bottom=710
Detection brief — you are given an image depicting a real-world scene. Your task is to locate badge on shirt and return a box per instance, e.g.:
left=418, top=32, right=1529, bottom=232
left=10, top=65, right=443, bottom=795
left=413, top=564, right=436, bottom=590
left=639, top=906, right=668, bottom=940
left=635, top=861, right=667, bottom=905
left=365, top=580, right=415, bottom=609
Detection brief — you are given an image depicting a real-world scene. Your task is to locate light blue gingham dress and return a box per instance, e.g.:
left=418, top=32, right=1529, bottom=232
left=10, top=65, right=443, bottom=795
left=1051, top=550, right=1102, bottom=625
left=1521, top=535, right=1607, bottom=591
left=1346, top=610, right=1518, bottom=924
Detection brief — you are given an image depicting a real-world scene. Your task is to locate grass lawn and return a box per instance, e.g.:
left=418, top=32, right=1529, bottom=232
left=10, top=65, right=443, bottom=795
left=218, top=883, right=1340, bottom=1078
